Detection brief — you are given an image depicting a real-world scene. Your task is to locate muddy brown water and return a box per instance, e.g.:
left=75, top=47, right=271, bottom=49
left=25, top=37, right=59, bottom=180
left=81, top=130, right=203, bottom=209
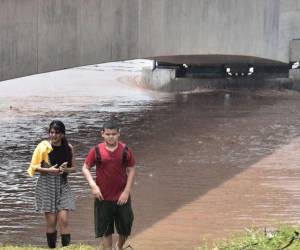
left=1, top=64, right=300, bottom=249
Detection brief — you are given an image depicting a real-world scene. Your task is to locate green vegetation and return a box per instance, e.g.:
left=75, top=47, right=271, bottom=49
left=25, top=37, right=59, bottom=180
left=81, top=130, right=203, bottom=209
left=197, top=225, right=300, bottom=250
left=0, top=244, right=96, bottom=250
left=1, top=225, right=300, bottom=250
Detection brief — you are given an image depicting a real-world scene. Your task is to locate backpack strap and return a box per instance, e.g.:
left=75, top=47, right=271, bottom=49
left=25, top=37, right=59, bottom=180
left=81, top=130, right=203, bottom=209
left=94, top=145, right=101, bottom=165
left=95, top=144, right=129, bottom=167
left=122, top=145, right=129, bottom=167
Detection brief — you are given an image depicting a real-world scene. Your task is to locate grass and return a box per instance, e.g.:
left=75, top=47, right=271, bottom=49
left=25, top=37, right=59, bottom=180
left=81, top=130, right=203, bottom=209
left=1, top=225, right=300, bottom=250
left=197, top=225, right=300, bottom=250
left=0, top=244, right=96, bottom=250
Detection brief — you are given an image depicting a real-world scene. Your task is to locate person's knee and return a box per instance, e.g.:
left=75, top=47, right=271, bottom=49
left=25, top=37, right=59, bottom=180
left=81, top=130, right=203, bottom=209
left=58, top=210, right=69, bottom=230
left=59, top=217, right=69, bottom=229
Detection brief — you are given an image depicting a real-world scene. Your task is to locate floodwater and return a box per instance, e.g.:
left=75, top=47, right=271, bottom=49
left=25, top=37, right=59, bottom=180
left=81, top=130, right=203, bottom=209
left=1, top=62, right=300, bottom=250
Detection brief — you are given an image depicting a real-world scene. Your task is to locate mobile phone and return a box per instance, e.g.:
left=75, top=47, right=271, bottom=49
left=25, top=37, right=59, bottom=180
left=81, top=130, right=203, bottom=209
left=61, top=162, right=68, bottom=168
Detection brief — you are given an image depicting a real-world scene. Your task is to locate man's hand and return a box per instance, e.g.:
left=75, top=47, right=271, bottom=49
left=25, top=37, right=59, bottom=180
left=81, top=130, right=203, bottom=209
left=117, top=190, right=130, bottom=205
left=91, top=184, right=103, bottom=200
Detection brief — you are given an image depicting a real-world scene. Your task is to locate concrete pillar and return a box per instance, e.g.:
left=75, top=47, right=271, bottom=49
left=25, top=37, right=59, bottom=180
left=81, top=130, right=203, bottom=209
left=290, top=69, right=300, bottom=90
left=290, top=39, right=300, bottom=62
left=142, top=68, right=176, bottom=90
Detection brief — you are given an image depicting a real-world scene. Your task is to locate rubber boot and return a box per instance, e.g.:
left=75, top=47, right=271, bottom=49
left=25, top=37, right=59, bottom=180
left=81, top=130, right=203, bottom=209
left=61, top=234, right=71, bottom=247
left=46, top=231, right=57, bottom=248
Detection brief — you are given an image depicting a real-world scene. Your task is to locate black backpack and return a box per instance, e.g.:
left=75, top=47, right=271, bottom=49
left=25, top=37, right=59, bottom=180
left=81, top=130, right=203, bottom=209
left=94, top=144, right=129, bottom=167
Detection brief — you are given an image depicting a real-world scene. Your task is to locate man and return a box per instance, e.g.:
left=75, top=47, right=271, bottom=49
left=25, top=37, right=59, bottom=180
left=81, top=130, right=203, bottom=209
left=82, top=119, right=136, bottom=250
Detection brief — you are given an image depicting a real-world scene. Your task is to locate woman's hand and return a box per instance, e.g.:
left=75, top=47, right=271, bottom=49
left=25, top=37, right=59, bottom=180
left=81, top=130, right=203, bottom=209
left=58, top=162, right=68, bottom=173
left=47, top=165, right=62, bottom=175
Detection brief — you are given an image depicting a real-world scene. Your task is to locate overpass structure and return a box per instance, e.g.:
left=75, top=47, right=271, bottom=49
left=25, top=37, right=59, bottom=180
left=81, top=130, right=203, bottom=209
left=0, top=0, right=300, bottom=82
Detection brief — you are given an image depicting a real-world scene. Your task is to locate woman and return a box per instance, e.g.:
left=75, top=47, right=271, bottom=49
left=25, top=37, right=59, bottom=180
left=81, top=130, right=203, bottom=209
left=28, top=120, right=76, bottom=248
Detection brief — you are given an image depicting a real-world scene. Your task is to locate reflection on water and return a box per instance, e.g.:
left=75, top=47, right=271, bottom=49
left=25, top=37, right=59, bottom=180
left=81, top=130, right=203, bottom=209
left=1, top=61, right=300, bottom=249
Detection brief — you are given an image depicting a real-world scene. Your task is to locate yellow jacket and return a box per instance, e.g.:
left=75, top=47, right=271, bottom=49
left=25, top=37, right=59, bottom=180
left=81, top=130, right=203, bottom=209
left=27, top=140, right=53, bottom=177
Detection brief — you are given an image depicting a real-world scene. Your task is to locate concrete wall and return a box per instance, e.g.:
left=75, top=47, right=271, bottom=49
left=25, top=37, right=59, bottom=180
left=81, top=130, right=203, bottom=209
left=139, top=0, right=280, bottom=63
left=0, top=0, right=38, bottom=80
left=36, top=0, right=140, bottom=71
left=1, top=0, right=300, bottom=81
left=0, top=0, right=140, bottom=81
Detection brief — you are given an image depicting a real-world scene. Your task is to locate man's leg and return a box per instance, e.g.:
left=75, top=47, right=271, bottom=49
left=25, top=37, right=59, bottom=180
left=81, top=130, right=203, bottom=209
left=115, top=235, right=127, bottom=250
left=115, top=198, right=134, bottom=249
left=95, top=199, right=115, bottom=249
left=102, top=234, right=113, bottom=250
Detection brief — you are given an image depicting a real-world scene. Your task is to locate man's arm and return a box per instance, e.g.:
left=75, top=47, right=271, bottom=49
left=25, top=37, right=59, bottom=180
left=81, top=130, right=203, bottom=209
left=117, top=166, right=136, bottom=205
left=82, top=163, right=103, bottom=200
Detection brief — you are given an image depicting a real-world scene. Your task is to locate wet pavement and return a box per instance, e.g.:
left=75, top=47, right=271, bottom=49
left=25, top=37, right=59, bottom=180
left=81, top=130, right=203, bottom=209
left=1, top=63, right=300, bottom=249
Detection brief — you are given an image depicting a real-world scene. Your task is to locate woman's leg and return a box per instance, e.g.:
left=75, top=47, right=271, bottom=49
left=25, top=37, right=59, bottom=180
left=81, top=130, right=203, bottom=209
left=57, top=209, right=70, bottom=234
left=45, top=212, right=57, bottom=233
left=45, top=212, right=58, bottom=248
left=58, top=209, right=71, bottom=246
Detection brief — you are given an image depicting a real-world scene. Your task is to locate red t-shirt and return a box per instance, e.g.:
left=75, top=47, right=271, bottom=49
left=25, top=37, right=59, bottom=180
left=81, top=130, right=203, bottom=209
left=85, top=142, right=135, bottom=201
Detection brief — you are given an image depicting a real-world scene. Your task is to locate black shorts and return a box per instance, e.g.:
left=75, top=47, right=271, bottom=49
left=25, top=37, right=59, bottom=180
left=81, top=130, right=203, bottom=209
left=94, top=198, right=134, bottom=237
